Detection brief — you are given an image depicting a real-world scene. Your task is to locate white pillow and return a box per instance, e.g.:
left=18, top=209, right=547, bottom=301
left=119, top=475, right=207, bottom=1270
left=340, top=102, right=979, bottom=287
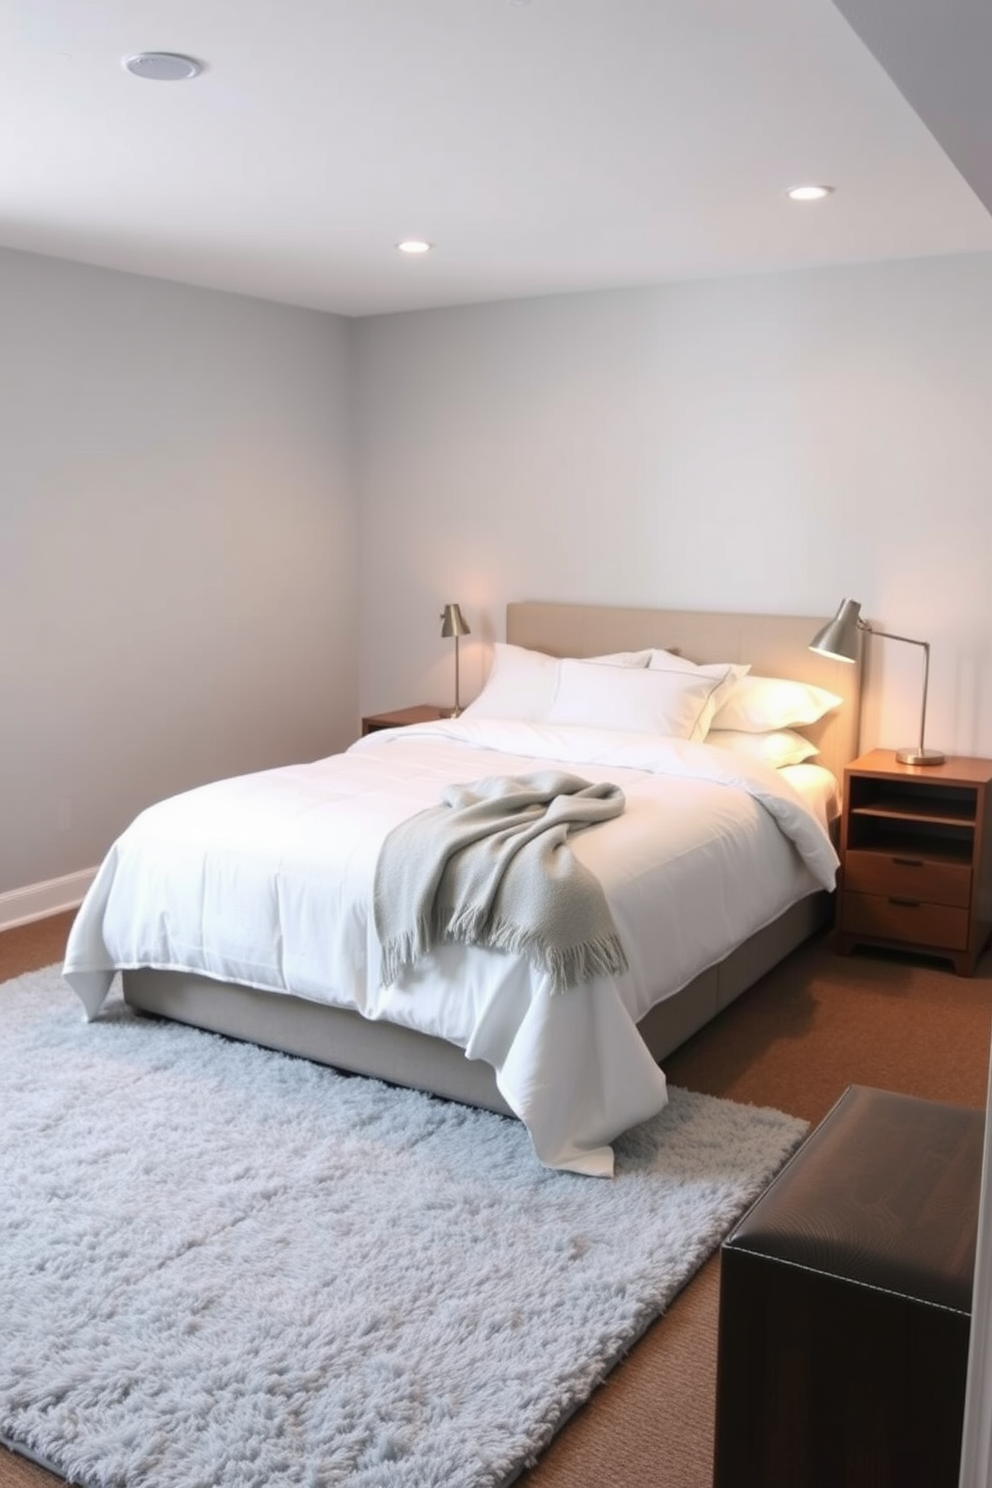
left=706, top=729, right=820, bottom=768
left=461, top=643, right=651, bottom=723
left=546, top=659, right=723, bottom=740
left=588, top=650, right=653, bottom=667
left=711, top=675, right=843, bottom=732
left=648, top=650, right=750, bottom=740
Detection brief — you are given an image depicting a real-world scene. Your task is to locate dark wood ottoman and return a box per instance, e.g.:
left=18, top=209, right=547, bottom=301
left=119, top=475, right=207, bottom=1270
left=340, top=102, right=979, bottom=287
left=712, top=1084, right=983, bottom=1488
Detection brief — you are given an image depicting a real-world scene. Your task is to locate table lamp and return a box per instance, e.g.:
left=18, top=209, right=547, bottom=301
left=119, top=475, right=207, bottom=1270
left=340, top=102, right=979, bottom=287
left=809, top=598, right=944, bottom=765
left=440, top=603, right=470, bottom=717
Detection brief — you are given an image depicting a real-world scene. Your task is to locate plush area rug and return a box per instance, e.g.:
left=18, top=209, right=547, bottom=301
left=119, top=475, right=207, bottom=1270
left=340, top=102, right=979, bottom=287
left=0, top=966, right=807, bottom=1488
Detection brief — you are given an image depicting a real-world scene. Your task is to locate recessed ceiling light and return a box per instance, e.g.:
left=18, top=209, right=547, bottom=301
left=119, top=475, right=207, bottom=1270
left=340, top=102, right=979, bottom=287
left=123, top=52, right=204, bottom=82
left=396, top=240, right=433, bottom=255
left=785, top=184, right=835, bottom=202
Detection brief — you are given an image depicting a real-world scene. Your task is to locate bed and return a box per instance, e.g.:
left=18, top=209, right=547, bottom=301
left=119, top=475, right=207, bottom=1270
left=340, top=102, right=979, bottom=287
left=63, top=602, right=862, bottom=1176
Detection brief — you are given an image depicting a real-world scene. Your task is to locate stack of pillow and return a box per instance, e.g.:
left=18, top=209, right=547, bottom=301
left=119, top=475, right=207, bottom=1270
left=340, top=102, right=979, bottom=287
left=459, top=642, right=842, bottom=768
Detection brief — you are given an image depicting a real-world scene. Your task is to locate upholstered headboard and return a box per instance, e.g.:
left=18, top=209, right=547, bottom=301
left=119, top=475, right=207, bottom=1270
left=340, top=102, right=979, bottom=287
left=506, top=601, right=862, bottom=786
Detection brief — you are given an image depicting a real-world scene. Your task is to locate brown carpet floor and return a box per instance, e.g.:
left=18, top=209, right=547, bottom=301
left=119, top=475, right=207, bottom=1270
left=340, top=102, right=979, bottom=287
left=2, top=910, right=990, bottom=1488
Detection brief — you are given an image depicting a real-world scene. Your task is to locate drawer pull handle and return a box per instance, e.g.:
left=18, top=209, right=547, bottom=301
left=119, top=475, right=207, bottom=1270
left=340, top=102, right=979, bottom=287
left=891, top=857, right=924, bottom=868
left=889, top=896, right=921, bottom=909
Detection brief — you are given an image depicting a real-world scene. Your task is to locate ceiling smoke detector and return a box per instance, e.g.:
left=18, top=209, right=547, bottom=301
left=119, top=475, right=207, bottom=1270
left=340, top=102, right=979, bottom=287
left=123, top=52, right=204, bottom=82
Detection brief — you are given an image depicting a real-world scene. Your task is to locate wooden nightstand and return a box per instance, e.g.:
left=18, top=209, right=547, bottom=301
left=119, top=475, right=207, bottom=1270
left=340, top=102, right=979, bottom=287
left=838, top=749, right=992, bottom=975
left=361, top=704, right=445, bottom=736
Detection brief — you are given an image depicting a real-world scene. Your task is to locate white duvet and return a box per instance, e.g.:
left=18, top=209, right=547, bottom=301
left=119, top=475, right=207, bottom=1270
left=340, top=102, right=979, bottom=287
left=64, top=719, right=839, bottom=1176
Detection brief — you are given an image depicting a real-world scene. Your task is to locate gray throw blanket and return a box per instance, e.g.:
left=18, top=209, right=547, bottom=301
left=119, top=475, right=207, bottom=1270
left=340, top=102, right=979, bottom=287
left=373, top=771, right=628, bottom=994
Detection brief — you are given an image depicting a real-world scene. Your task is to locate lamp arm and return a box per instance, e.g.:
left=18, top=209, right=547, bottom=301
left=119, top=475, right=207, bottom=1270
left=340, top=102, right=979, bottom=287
left=862, top=623, right=931, bottom=754
left=862, top=623, right=928, bottom=652
left=918, top=640, right=931, bottom=756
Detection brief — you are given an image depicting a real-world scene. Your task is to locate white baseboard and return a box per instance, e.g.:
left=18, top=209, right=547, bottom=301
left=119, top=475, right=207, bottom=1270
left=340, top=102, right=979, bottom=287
left=0, top=869, right=97, bottom=932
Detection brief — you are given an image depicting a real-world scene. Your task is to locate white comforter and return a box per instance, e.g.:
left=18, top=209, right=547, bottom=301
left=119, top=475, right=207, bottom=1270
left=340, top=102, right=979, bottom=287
left=63, top=719, right=839, bottom=1176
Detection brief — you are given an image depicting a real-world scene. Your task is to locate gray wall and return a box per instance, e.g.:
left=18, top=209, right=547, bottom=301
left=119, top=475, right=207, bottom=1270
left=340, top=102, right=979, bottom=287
left=7, top=244, right=992, bottom=909
left=354, top=252, right=992, bottom=758
left=1, top=248, right=358, bottom=898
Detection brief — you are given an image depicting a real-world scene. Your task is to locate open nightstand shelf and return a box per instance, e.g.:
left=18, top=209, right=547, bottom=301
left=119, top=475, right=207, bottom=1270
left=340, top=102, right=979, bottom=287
left=838, top=749, right=992, bottom=975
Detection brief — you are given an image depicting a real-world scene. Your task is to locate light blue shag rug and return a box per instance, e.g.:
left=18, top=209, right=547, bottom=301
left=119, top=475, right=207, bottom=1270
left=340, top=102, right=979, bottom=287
left=0, top=966, right=807, bottom=1488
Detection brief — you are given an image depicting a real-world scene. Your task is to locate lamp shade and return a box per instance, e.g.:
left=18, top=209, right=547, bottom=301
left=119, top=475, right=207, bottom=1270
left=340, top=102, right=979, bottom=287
left=809, top=598, right=862, bottom=662
left=440, top=602, right=470, bottom=639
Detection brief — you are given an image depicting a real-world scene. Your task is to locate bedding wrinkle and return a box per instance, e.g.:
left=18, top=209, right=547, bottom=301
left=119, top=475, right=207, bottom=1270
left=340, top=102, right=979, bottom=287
left=64, top=721, right=836, bottom=1173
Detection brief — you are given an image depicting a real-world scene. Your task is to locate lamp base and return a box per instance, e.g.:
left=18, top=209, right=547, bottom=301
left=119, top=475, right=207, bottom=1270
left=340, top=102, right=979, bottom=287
left=441, top=705, right=462, bottom=719
left=895, top=747, right=946, bottom=766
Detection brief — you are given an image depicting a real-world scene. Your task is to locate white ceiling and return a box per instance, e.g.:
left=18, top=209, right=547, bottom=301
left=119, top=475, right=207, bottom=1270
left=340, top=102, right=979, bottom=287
left=3, top=0, right=991, bottom=318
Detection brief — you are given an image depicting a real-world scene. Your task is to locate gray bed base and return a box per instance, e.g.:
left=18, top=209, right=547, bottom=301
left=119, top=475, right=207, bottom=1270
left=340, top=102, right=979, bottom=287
left=122, top=891, right=830, bottom=1118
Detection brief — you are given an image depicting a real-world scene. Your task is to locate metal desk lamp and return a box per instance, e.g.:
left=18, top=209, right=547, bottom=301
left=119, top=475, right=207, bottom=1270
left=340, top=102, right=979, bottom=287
left=809, top=598, right=944, bottom=766
left=440, top=603, right=470, bottom=717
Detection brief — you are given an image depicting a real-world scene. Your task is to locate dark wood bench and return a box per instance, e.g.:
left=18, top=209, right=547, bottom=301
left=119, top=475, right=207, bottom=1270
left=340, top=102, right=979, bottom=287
left=713, top=1084, right=983, bottom=1488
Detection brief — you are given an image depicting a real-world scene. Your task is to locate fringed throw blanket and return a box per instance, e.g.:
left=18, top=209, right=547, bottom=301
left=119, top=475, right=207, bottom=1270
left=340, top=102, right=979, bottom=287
left=373, top=771, right=628, bottom=994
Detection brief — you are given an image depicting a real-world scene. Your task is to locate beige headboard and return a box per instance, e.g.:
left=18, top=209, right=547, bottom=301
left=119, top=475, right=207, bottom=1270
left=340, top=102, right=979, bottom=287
left=506, top=601, right=862, bottom=785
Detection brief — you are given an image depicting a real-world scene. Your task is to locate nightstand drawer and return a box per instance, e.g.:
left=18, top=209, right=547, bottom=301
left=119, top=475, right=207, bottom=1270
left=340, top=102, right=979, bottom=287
left=843, top=850, right=971, bottom=908
left=842, top=892, right=970, bottom=952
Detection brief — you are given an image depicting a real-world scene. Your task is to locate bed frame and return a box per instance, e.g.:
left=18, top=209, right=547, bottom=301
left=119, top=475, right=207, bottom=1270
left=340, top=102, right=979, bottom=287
left=123, top=602, right=862, bottom=1118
